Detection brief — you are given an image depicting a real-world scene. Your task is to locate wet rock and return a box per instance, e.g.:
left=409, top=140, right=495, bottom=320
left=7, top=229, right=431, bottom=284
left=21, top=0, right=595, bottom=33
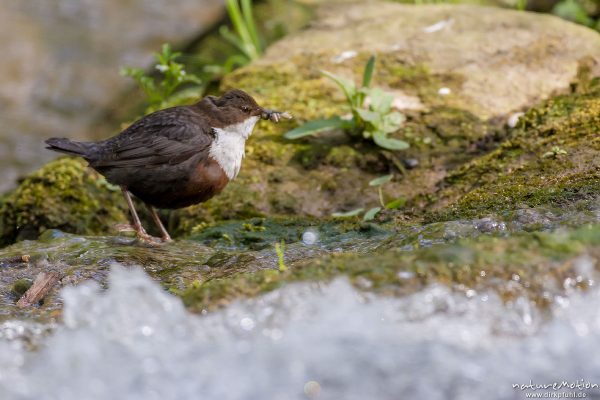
left=403, top=158, right=419, bottom=169
left=514, top=208, right=553, bottom=230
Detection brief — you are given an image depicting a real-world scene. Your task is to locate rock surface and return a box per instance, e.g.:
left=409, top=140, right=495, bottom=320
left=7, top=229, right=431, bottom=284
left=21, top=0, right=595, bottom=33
left=0, top=3, right=599, bottom=324
left=262, top=2, right=600, bottom=119
left=0, top=0, right=224, bottom=192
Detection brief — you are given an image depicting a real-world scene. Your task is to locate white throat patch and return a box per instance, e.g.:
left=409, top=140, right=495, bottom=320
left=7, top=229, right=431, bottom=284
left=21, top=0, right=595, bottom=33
left=209, top=116, right=259, bottom=180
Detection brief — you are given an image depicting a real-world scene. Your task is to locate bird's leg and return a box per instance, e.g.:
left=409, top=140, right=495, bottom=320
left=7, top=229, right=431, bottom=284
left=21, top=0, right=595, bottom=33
left=120, top=187, right=156, bottom=242
left=145, top=203, right=172, bottom=242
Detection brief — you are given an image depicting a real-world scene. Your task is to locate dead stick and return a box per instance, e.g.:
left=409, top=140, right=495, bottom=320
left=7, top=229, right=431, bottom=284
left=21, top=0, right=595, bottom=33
left=16, top=271, right=61, bottom=308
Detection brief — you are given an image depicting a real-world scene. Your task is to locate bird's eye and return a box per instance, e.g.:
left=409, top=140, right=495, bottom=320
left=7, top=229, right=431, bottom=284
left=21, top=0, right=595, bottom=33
left=241, top=106, right=250, bottom=112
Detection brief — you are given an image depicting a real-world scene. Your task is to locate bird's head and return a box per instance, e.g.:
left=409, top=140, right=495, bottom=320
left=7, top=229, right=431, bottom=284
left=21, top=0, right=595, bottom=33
left=210, top=89, right=292, bottom=128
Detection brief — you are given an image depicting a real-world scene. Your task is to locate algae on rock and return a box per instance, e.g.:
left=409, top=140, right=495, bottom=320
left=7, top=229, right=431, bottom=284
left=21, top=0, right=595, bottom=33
left=428, top=85, right=600, bottom=222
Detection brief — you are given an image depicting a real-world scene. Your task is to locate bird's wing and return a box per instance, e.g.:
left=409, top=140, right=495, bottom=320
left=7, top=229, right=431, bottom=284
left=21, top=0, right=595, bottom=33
left=89, top=107, right=214, bottom=168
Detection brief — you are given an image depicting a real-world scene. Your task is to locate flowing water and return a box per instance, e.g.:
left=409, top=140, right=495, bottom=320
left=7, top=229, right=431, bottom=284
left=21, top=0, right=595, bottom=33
left=0, top=266, right=600, bottom=400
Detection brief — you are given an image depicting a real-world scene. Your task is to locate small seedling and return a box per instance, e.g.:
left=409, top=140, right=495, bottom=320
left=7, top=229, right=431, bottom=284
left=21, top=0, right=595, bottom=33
left=274, top=240, right=287, bottom=271
left=333, top=174, right=406, bottom=221
left=284, top=56, right=409, bottom=151
left=121, top=44, right=203, bottom=112
left=542, top=146, right=568, bottom=159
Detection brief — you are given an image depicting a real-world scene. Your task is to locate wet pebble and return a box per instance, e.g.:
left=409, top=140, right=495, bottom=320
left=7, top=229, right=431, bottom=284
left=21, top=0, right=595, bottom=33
left=403, top=158, right=419, bottom=169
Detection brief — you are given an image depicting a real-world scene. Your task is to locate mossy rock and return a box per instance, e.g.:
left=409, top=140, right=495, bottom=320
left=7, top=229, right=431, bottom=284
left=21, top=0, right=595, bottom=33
left=0, top=158, right=127, bottom=245
left=181, top=224, right=600, bottom=312
left=3, top=3, right=600, bottom=244
left=428, top=84, right=600, bottom=222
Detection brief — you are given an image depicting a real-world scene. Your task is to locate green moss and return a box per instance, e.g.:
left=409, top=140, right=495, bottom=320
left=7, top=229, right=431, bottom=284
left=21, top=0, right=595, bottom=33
left=0, top=158, right=127, bottom=246
left=11, top=278, right=33, bottom=298
left=187, top=216, right=378, bottom=250
left=324, top=145, right=361, bottom=168
left=428, top=87, right=600, bottom=222
left=181, top=224, right=600, bottom=311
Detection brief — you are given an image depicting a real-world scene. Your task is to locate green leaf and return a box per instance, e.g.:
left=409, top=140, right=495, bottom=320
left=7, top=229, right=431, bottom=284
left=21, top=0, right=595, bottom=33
left=552, top=0, right=594, bottom=27
left=382, top=111, right=406, bottom=133
left=241, top=0, right=262, bottom=57
left=368, top=88, right=393, bottom=114
left=332, top=208, right=364, bottom=218
left=321, top=70, right=356, bottom=104
left=355, top=108, right=380, bottom=123
left=219, top=26, right=248, bottom=54
left=372, top=131, right=410, bottom=151
left=369, top=174, right=393, bottom=186
left=362, top=56, right=376, bottom=89
left=385, top=198, right=406, bottom=209
left=363, top=207, right=381, bottom=221
left=284, top=118, right=344, bottom=139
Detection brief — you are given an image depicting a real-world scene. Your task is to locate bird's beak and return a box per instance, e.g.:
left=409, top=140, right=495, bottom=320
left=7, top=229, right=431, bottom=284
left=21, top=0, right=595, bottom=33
left=260, top=108, right=293, bottom=123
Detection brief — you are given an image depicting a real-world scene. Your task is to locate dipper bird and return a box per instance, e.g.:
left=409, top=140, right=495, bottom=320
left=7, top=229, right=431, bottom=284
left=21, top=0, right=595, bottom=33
left=45, top=89, right=291, bottom=243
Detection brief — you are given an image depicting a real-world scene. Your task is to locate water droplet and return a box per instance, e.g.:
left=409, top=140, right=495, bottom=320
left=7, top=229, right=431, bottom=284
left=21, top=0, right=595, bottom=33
left=304, top=380, right=321, bottom=398
left=141, top=326, right=153, bottom=336
left=302, top=230, right=319, bottom=246
left=240, top=317, right=255, bottom=331
left=397, top=271, right=415, bottom=280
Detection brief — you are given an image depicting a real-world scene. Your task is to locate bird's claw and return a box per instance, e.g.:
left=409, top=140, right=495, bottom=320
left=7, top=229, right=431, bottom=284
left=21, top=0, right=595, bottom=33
left=114, top=223, right=167, bottom=245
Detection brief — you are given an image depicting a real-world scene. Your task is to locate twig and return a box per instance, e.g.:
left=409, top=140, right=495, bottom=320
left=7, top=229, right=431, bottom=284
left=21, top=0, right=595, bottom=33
left=16, top=271, right=61, bottom=308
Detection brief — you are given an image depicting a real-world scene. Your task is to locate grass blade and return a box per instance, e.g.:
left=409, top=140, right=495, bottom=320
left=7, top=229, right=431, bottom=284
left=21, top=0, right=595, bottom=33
left=362, top=56, right=376, bottom=89
left=284, top=117, right=344, bottom=139
left=226, top=0, right=255, bottom=58
left=321, top=70, right=356, bottom=105
left=241, top=0, right=261, bottom=57
left=332, top=208, right=364, bottom=218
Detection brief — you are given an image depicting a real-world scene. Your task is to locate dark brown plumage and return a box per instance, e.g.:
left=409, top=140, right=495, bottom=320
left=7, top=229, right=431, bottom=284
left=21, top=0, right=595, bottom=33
left=45, top=89, right=291, bottom=243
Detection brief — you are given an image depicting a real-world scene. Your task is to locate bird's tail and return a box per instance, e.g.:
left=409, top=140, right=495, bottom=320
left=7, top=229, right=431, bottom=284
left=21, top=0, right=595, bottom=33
left=45, top=137, right=91, bottom=157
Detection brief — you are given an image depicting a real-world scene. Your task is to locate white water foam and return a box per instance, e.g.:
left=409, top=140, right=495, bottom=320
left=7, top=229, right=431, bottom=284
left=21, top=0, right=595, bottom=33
left=0, top=265, right=600, bottom=400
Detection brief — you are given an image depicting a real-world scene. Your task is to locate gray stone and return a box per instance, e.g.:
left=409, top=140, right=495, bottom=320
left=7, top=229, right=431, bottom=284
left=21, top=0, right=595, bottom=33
left=262, top=3, right=600, bottom=119
left=0, top=0, right=224, bottom=192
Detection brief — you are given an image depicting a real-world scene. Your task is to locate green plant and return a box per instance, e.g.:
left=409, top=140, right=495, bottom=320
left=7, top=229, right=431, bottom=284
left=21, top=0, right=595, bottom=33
left=332, top=174, right=406, bottom=221
left=515, top=0, right=527, bottom=11
left=274, top=240, right=287, bottom=271
left=206, top=0, right=264, bottom=76
left=284, top=56, right=409, bottom=151
left=121, top=44, right=203, bottom=112
left=542, top=146, right=568, bottom=159
left=552, top=0, right=595, bottom=27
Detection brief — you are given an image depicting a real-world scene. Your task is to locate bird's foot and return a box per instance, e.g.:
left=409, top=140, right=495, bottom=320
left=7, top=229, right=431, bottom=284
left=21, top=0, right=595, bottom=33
left=115, top=224, right=166, bottom=245
left=135, top=231, right=165, bottom=246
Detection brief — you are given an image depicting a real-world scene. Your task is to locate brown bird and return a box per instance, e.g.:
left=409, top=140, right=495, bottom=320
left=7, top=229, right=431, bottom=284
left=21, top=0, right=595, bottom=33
left=45, top=89, right=291, bottom=243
